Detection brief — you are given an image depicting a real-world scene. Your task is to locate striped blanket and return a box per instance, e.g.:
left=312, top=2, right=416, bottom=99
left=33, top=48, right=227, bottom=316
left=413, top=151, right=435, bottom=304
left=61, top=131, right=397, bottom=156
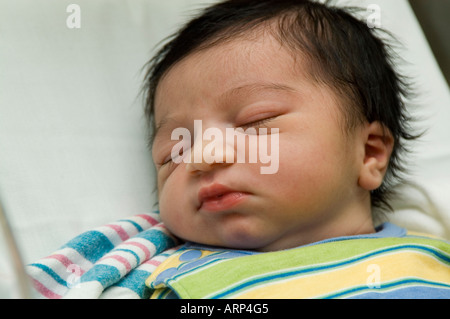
left=27, top=212, right=179, bottom=298
left=147, top=225, right=450, bottom=299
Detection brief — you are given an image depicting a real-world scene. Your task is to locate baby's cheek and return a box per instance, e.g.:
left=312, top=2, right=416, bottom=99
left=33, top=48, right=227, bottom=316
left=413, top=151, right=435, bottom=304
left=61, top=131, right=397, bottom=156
left=274, top=146, right=334, bottom=205
left=158, top=184, right=178, bottom=222
left=159, top=203, right=183, bottom=237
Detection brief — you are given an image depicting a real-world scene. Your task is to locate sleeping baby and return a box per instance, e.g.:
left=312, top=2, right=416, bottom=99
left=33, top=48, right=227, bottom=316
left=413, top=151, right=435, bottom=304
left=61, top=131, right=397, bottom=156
left=28, top=0, right=450, bottom=299
left=142, top=0, right=450, bottom=299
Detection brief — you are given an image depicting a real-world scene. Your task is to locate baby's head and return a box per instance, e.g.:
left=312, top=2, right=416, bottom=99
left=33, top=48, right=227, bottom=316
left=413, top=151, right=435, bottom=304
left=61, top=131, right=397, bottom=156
left=143, top=0, right=418, bottom=251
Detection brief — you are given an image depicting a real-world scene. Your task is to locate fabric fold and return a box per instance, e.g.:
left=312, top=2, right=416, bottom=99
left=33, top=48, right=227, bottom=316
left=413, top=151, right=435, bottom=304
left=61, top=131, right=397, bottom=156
left=26, top=212, right=179, bottom=299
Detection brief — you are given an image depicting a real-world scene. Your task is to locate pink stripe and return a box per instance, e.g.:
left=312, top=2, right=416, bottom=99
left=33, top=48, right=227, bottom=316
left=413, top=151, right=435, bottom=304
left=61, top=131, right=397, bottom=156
left=136, top=214, right=159, bottom=226
left=105, top=224, right=129, bottom=241
left=31, top=278, right=62, bottom=299
left=154, top=223, right=169, bottom=231
left=123, top=242, right=151, bottom=260
left=102, top=255, right=132, bottom=272
left=44, top=254, right=86, bottom=275
left=144, top=259, right=162, bottom=266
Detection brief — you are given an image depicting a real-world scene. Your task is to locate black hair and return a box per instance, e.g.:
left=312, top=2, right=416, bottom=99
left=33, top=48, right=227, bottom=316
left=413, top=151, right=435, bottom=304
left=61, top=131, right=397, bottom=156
left=142, top=0, right=420, bottom=212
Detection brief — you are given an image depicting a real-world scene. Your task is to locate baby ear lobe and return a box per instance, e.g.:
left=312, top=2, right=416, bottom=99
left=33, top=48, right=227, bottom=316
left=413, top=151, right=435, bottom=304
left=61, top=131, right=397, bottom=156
left=358, top=122, right=394, bottom=191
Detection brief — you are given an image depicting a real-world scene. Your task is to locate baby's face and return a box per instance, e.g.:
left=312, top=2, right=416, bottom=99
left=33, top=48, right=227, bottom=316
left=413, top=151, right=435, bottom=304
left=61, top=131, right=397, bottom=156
left=152, top=34, right=366, bottom=251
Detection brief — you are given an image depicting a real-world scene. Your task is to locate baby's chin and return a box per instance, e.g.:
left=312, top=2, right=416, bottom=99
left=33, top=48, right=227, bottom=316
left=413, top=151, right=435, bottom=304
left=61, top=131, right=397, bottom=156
left=178, top=231, right=283, bottom=252
left=164, top=213, right=288, bottom=251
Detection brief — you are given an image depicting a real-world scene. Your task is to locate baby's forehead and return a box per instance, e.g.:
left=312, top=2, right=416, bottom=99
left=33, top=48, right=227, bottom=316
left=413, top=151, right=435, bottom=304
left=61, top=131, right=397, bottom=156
left=155, top=32, right=311, bottom=111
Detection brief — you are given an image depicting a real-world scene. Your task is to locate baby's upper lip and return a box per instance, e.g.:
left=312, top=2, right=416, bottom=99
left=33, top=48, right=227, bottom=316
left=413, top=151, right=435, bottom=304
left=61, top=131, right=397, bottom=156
left=197, top=183, right=245, bottom=206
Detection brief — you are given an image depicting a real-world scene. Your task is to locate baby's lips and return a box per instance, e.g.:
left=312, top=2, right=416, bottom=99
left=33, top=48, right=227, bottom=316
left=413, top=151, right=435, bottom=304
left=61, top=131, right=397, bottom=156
left=197, top=183, right=248, bottom=212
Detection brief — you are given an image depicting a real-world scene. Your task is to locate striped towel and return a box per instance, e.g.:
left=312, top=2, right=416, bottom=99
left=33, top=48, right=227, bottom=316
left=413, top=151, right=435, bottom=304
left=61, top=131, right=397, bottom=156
left=27, top=212, right=179, bottom=299
left=147, top=225, right=450, bottom=299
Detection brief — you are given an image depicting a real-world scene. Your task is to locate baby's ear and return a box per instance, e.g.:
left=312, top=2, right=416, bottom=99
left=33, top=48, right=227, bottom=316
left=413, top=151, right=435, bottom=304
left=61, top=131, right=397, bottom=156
left=358, top=121, right=394, bottom=191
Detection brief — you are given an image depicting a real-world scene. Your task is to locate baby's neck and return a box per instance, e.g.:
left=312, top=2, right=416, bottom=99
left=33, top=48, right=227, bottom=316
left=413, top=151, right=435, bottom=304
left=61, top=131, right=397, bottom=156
left=257, top=198, right=375, bottom=252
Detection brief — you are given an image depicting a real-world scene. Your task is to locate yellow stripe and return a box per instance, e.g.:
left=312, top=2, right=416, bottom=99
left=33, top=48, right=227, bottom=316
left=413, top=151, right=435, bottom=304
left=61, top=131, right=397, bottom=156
left=232, top=250, right=450, bottom=299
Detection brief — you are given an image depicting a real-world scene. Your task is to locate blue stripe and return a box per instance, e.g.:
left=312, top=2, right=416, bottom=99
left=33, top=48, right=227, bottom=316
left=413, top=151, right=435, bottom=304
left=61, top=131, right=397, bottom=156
left=61, top=230, right=114, bottom=263
left=135, top=228, right=177, bottom=254
left=113, top=269, right=153, bottom=299
left=119, top=219, right=144, bottom=232
left=346, top=281, right=450, bottom=299
left=81, top=264, right=121, bottom=288
left=29, top=263, right=68, bottom=287
left=210, top=244, right=450, bottom=298
left=115, top=248, right=141, bottom=265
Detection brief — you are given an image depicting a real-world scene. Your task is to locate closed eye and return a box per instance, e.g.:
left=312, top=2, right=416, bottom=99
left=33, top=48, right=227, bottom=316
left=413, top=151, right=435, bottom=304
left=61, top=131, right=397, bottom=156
left=159, top=143, right=191, bottom=168
left=239, top=116, right=277, bottom=129
left=160, top=156, right=173, bottom=166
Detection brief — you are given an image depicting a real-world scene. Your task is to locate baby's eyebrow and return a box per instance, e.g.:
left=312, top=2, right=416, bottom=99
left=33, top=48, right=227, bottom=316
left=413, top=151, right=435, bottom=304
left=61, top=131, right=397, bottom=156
left=219, top=82, right=297, bottom=103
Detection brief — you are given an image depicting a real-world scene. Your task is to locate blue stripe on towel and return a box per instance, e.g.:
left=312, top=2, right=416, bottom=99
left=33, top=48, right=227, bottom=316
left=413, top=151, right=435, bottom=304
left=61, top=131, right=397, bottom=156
left=113, top=269, right=153, bottom=299
left=81, top=264, right=121, bottom=288
left=61, top=230, right=114, bottom=263
left=135, top=228, right=176, bottom=254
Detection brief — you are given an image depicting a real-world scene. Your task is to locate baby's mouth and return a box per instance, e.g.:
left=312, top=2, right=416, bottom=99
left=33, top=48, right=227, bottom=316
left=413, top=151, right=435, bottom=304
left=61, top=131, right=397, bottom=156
left=198, top=184, right=248, bottom=213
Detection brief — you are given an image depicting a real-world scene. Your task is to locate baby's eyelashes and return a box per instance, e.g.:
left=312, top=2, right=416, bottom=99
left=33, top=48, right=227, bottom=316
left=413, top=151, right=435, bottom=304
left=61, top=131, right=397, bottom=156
left=237, top=115, right=280, bottom=134
left=160, top=147, right=189, bottom=166
left=240, top=117, right=273, bottom=128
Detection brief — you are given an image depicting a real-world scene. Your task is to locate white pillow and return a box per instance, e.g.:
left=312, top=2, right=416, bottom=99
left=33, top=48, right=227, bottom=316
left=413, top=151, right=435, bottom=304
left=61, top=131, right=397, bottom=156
left=0, top=0, right=449, bottom=267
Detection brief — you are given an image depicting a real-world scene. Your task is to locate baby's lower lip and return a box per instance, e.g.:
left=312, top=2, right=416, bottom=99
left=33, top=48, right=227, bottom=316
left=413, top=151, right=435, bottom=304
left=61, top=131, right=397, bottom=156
left=199, top=192, right=248, bottom=212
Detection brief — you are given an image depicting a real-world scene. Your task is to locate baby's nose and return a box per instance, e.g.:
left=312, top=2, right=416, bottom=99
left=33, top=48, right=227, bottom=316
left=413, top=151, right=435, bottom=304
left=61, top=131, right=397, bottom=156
left=186, top=129, right=235, bottom=173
